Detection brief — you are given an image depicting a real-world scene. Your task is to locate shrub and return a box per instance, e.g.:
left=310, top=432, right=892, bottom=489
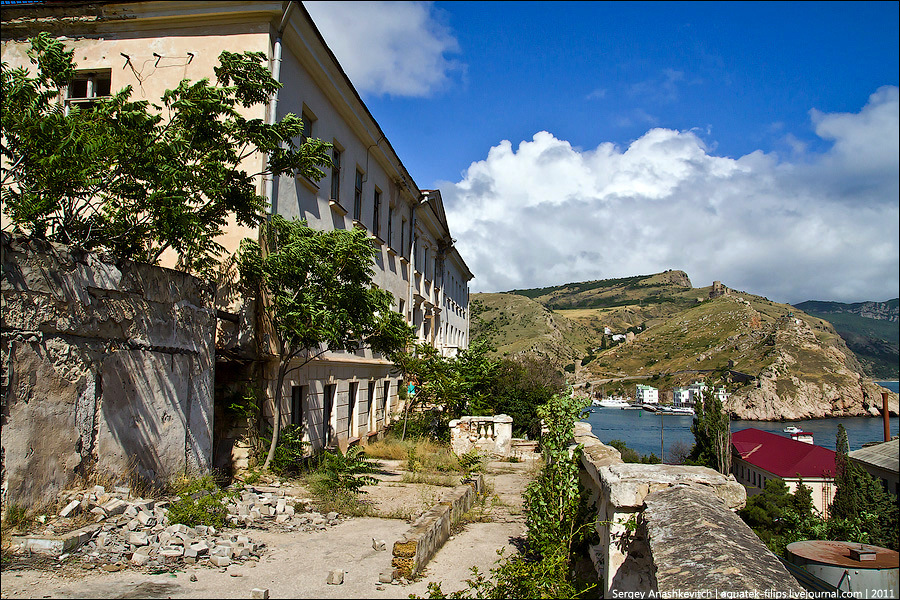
left=167, top=475, right=233, bottom=528
left=266, top=424, right=309, bottom=476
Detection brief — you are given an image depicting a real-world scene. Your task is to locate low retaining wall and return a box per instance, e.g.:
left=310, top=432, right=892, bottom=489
left=391, top=474, right=483, bottom=578
left=575, top=422, right=803, bottom=596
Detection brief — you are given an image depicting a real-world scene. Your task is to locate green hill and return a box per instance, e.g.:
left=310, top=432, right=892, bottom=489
left=794, top=299, right=899, bottom=379
left=473, top=273, right=897, bottom=420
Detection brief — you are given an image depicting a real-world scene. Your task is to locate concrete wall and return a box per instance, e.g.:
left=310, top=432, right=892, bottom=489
left=1, top=233, right=215, bottom=506
left=575, top=422, right=804, bottom=596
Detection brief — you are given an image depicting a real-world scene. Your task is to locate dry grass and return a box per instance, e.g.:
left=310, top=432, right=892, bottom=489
left=364, top=437, right=460, bottom=473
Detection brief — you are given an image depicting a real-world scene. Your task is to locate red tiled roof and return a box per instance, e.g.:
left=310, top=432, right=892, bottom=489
left=732, top=428, right=837, bottom=479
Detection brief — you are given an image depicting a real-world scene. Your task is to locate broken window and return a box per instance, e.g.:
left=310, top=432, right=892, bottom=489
left=66, top=70, right=112, bottom=111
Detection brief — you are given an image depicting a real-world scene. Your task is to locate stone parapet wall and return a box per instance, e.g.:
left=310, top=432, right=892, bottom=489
left=391, top=474, right=483, bottom=578
left=1, top=233, right=216, bottom=506
left=448, top=414, right=513, bottom=457
left=575, top=422, right=804, bottom=596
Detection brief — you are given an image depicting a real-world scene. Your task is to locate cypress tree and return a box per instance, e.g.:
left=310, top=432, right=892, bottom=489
left=830, top=424, right=857, bottom=519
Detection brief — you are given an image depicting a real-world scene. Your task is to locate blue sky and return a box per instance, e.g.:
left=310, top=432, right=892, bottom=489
left=305, top=1, right=899, bottom=304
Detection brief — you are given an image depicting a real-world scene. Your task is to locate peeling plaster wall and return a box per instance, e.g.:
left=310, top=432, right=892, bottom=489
left=1, top=233, right=215, bottom=506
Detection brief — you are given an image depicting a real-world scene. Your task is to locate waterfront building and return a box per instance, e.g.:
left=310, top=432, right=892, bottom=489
left=673, top=381, right=728, bottom=408
left=635, top=384, right=659, bottom=405
left=731, top=428, right=837, bottom=518
left=1, top=1, right=472, bottom=454
left=849, top=439, right=899, bottom=498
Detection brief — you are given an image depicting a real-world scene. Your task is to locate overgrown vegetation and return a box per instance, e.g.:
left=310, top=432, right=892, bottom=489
left=607, top=439, right=661, bottom=464
left=394, top=339, right=565, bottom=440
left=417, top=392, right=596, bottom=599
left=2, top=34, right=331, bottom=275
left=237, top=215, right=411, bottom=469
left=166, top=475, right=235, bottom=529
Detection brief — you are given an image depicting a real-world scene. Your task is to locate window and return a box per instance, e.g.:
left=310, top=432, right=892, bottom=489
left=291, top=385, right=306, bottom=428
left=368, top=381, right=377, bottom=428
left=401, top=218, right=407, bottom=257
left=354, top=170, right=364, bottom=221
left=67, top=70, right=111, bottom=110
left=387, top=206, right=394, bottom=247
left=399, top=298, right=405, bottom=318
left=382, top=380, right=391, bottom=420
left=323, top=384, right=336, bottom=447
left=300, top=111, right=314, bottom=145
left=348, top=381, right=359, bottom=438
left=330, top=147, right=342, bottom=202
left=373, top=189, right=382, bottom=238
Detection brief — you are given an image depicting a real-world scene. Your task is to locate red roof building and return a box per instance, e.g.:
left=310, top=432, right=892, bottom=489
left=731, top=428, right=837, bottom=518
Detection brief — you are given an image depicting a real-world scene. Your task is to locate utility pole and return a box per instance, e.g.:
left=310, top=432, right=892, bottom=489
left=660, top=412, right=664, bottom=461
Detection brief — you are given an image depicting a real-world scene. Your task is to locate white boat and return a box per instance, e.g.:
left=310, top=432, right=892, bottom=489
left=598, top=397, right=630, bottom=408
left=666, top=407, right=695, bottom=416
left=783, top=425, right=803, bottom=434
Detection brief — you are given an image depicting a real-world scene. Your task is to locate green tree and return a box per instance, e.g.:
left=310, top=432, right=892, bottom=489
left=237, top=215, right=411, bottom=470
left=689, top=387, right=731, bottom=474
left=2, top=33, right=330, bottom=274
left=830, top=424, right=857, bottom=519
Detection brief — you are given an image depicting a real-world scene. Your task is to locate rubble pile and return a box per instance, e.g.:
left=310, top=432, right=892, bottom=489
left=9, top=483, right=344, bottom=572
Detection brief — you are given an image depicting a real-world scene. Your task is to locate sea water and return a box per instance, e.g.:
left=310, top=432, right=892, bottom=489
left=582, top=379, right=899, bottom=459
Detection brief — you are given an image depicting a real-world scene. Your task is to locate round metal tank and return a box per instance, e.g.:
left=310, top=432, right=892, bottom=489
left=786, top=540, right=899, bottom=594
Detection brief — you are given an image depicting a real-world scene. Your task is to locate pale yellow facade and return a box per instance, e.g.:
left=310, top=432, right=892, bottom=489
left=1, top=1, right=473, bottom=453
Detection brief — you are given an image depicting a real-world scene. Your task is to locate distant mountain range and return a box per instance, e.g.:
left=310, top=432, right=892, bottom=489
left=793, top=299, right=899, bottom=380
left=471, top=271, right=898, bottom=420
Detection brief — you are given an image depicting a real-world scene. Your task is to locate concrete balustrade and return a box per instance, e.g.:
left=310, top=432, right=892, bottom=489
left=448, top=414, right=513, bottom=457
left=574, top=422, right=803, bottom=596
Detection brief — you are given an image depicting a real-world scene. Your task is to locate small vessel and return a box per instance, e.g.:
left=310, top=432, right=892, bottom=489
left=666, top=406, right=695, bottom=416
left=783, top=425, right=803, bottom=434
left=598, top=397, right=630, bottom=408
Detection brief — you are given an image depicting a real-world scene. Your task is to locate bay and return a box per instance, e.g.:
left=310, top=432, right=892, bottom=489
left=582, top=396, right=899, bottom=460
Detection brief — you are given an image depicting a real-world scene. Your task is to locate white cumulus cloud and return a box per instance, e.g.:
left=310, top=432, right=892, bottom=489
left=304, top=1, right=461, bottom=97
left=442, top=86, right=900, bottom=304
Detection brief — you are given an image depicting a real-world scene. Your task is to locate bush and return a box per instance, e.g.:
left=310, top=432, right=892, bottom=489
left=607, top=439, right=661, bottom=464
left=167, top=475, right=233, bottom=529
left=266, top=424, right=309, bottom=476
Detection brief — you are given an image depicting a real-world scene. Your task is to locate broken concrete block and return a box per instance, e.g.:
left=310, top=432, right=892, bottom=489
left=189, top=541, right=209, bottom=555
left=159, top=546, right=184, bottom=559
left=250, top=589, right=270, bottom=600
left=379, top=571, right=394, bottom=583
left=326, top=570, right=344, bottom=585
left=128, top=532, right=149, bottom=546
left=326, top=512, right=338, bottom=521
left=93, top=485, right=106, bottom=496
left=100, top=499, right=128, bottom=517
left=60, top=500, right=82, bottom=518
left=131, top=549, right=151, bottom=566
left=136, top=510, right=155, bottom=526
left=209, top=555, right=231, bottom=567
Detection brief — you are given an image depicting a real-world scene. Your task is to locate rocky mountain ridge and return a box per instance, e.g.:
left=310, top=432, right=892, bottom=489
left=473, top=274, right=898, bottom=421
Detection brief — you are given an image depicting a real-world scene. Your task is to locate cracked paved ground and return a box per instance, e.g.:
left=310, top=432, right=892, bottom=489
left=0, top=460, right=537, bottom=599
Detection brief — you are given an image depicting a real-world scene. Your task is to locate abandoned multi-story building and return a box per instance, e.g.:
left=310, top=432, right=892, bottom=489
left=1, top=1, right=472, bottom=490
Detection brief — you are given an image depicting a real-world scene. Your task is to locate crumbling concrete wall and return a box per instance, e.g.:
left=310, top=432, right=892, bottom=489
left=1, top=233, right=215, bottom=506
left=574, top=422, right=803, bottom=596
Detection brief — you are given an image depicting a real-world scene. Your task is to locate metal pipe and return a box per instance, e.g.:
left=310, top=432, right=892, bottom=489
left=264, top=1, right=296, bottom=218
left=883, top=391, right=891, bottom=442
